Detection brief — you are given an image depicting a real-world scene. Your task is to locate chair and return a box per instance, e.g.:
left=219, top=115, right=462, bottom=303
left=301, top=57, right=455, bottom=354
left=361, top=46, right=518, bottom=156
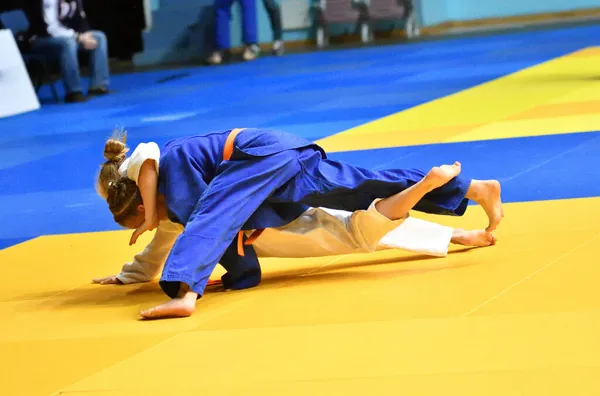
left=313, top=0, right=419, bottom=48
left=312, top=0, right=369, bottom=48
left=365, top=0, right=420, bottom=39
left=0, top=9, right=60, bottom=102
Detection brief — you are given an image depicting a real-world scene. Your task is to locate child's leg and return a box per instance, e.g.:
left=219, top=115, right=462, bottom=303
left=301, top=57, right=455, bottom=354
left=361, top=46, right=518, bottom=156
left=141, top=283, right=197, bottom=319
left=375, top=162, right=462, bottom=220
left=275, top=150, right=503, bottom=232
left=451, top=228, right=497, bottom=247
left=346, top=162, right=464, bottom=251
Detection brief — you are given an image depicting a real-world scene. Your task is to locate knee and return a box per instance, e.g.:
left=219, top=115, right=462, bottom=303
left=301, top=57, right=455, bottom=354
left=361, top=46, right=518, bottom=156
left=90, top=30, right=107, bottom=46
left=52, top=36, right=78, bottom=52
left=90, top=30, right=106, bottom=41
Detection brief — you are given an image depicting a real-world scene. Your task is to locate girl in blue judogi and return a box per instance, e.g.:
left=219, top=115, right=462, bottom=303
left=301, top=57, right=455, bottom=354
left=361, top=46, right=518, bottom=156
left=97, top=128, right=503, bottom=319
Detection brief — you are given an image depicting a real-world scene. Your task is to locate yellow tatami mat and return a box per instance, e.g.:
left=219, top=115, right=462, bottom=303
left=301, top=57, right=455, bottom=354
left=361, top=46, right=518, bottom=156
left=317, top=47, right=600, bottom=151
left=2, top=197, right=599, bottom=395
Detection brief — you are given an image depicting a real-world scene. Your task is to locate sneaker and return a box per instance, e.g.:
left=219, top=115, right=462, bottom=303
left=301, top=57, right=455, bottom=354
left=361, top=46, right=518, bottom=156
left=207, top=51, right=223, bottom=65
left=88, top=87, right=110, bottom=97
left=272, top=40, right=284, bottom=56
left=243, top=45, right=259, bottom=61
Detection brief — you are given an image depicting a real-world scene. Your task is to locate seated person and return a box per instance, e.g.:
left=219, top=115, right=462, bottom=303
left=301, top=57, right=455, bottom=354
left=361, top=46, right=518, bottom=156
left=24, top=0, right=110, bottom=103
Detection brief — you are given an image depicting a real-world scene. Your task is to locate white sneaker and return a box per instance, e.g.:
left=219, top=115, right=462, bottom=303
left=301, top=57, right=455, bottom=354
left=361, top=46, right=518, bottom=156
left=272, top=40, right=284, bottom=56
left=243, top=46, right=259, bottom=61
left=207, top=51, right=222, bottom=65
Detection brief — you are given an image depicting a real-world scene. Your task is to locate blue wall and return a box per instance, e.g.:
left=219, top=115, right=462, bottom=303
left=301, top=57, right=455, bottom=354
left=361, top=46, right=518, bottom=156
left=444, top=0, right=600, bottom=22
left=135, top=0, right=311, bottom=66
left=134, top=0, right=600, bottom=66
left=416, top=0, right=448, bottom=26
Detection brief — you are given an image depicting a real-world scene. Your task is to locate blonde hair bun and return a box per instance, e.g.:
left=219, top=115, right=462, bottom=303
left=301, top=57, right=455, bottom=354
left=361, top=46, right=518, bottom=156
left=103, top=129, right=129, bottom=163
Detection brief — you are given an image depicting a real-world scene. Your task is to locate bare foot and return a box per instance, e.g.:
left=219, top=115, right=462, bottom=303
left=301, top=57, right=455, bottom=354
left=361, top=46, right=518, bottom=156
left=467, top=180, right=503, bottom=232
left=140, top=292, right=197, bottom=320
left=451, top=229, right=497, bottom=247
left=424, top=162, right=462, bottom=189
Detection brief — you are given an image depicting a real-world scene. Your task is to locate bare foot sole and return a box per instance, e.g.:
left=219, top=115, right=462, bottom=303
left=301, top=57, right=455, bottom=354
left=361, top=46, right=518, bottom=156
left=452, top=229, right=497, bottom=247
left=474, top=180, right=503, bottom=232
left=425, top=162, right=462, bottom=189
left=140, top=298, right=195, bottom=320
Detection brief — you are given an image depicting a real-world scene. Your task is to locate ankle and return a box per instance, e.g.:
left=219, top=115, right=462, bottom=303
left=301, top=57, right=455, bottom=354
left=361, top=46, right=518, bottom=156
left=182, top=291, right=198, bottom=302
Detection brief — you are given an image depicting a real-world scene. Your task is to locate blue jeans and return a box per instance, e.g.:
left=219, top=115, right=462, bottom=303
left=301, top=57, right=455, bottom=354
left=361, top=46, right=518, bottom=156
left=214, top=0, right=258, bottom=50
left=31, top=30, right=110, bottom=94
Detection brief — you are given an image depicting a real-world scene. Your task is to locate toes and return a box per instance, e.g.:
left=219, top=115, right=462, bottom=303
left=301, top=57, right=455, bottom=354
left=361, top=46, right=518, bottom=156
left=140, top=308, right=155, bottom=318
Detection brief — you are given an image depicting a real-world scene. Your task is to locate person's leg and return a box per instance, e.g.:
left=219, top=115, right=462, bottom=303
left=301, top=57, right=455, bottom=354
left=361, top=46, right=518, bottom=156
left=87, top=30, right=110, bottom=94
left=239, top=0, right=259, bottom=61
left=375, top=162, right=462, bottom=220
left=31, top=36, right=86, bottom=102
left=215, top=0, right=234, bottom=50
left=143, top=150, right=306, bottom=319
left=141, top=233, right=261, bottom=319
left=239, top=0, right=258, bottom=45
left=273, top=150, right=503, bottom=231
left=376, top=215, right=494, bottom=258
left=263, top=0, right=282, bottom=41
left=451, top=228, right=497, bottom=247
left=262, top=0, right=284, bottom=54
left=350, top=161, right=498, bottom=254
left=208, top=0, right=235, bottom=64
left=346, top=161, right=465, bottom=251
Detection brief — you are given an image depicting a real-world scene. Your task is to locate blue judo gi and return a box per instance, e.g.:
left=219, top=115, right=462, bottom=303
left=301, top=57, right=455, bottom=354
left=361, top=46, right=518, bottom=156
left=214, top=0, right=257, bottom=51
left=157, top=128, right=471, bottom=298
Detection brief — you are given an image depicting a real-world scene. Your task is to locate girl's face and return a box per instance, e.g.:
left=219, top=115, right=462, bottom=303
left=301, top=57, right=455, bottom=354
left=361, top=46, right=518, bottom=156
left=121, top=205, right=146, bottom=229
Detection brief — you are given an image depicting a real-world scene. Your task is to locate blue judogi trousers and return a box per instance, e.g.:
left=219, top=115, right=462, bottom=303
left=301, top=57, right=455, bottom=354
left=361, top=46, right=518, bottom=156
left=214, top=0, right=258, bottom=50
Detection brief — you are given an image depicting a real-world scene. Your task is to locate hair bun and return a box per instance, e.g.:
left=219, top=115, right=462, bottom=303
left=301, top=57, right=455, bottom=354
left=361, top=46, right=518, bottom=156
left=104, top=138, right=129, bottom=162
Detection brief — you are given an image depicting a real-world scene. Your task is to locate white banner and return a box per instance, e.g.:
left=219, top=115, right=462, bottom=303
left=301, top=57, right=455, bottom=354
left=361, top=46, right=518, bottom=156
left=0, top=29, right=40, bottom=119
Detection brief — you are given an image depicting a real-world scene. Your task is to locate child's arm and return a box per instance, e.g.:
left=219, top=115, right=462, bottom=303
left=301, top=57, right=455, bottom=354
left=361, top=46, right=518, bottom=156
left=118, top=142, right=161, bottom=245
left=129, top=158, right=159, bottom=245
left=93, top=220, right=182, bottom=285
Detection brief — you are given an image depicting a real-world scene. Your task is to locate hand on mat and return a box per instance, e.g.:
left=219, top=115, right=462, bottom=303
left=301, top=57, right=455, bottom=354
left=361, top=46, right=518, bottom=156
left=129, top=217, right=159, bottom=246
left=92, top=275, right=123, bottom=285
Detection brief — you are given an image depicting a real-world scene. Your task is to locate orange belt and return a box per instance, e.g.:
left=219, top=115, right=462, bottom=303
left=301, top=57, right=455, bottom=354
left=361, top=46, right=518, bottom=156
left=224, top=128, right=264, bottom=256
